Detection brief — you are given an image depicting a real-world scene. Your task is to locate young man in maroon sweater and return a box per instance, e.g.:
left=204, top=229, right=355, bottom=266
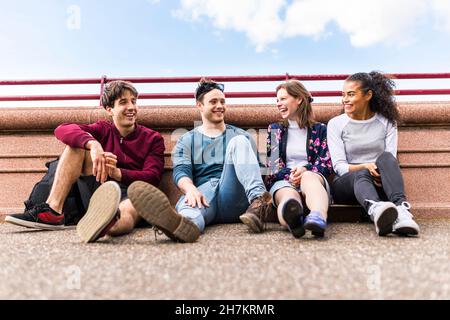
left=6, top=81, right=165, bottom=242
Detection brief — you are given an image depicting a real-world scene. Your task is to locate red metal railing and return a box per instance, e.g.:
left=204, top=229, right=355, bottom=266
left=1, top=73, right=450, bottom=104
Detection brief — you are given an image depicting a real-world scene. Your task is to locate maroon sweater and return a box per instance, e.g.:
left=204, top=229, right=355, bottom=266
left=54, top=121, right=165, bottom=187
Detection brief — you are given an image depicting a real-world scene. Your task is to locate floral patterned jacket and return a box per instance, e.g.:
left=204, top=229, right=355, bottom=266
left=264, top=122, right=333, bottom=191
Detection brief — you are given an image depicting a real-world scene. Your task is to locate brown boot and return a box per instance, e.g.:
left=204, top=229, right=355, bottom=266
left=239, top=191, right=274, bottom=233
left=128, top=181, right=200, bottom=243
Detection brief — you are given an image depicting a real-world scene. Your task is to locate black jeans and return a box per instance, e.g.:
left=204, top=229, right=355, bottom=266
left=331, top=152, right=407, bottom=213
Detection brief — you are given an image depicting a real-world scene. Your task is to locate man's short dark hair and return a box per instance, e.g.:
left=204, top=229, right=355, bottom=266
left=101, top=80, right=138, bottom=109
left=195, top=78, right=225, bottom=103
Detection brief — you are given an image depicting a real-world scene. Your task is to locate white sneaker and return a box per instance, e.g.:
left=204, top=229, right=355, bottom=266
left=366, top=200, right=398, bottom=236
left=393, top=202, right=420, bottom=236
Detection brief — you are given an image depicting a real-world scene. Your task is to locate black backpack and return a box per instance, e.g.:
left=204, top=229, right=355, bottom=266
left=24, top=159, right=85, bottom=225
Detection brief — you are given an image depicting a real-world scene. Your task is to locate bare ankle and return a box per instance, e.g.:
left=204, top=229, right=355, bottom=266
left=46, top=201, right=63, bottom=215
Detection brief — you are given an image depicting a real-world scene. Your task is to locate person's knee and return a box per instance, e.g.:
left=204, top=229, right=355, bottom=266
left=274, top=187, right=299, bottom=206
left=275, top=187, right=298, bottom=198
left=376, top=151, right=396, bottom=167
left=61, top=145, right=92, bottom=175
left=227, top=135, right=251, bottom=152
left=121, top=200, right=138, bottom=223
left=300, top=171, right=323, bottom=186
left=353, top=169, right=373, bottom=184
left=119, top=200, right=138, bottom=222
left=60, top=145, right=86, bottom=161
left=63, top=145, right=83, bottom=153
left=230, top=135, right=249, bottom=145
left=355, top=169, right=370, bottom=177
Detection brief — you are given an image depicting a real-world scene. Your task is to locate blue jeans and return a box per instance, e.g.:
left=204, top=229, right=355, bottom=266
left=175, top=135, right=267, bottom=232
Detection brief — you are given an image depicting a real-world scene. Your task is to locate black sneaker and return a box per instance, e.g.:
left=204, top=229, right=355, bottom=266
left=5, top=203, right=65, bottom=230
left=281, top=199, right=305, bottom=238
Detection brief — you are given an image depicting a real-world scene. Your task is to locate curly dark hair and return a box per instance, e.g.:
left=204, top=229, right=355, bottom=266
left=195, top=77, right=224, bottom=103
left=346, top=71, right=400, bottom=125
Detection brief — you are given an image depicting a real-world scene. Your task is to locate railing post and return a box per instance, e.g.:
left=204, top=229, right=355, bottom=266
left=99, top=75, right=107, bottom=108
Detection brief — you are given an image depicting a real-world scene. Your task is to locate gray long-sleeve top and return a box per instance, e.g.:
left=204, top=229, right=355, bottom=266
left=327, top=113, right=397, bottom=176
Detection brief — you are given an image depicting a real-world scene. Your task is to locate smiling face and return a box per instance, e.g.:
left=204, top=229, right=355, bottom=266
left=196, top=88, right=226, bottom=125
left=342, top=80, right=373, bottom=119
left=276, top=87, right=302, bottom=121
left=106, top=89, right=138, bottom=134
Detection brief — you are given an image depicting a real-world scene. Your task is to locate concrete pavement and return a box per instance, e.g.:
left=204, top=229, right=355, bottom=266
left=0, top=218, right=449, bottom=300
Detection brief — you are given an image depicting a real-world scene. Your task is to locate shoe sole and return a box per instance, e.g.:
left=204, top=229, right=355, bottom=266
left=5, top=215, right=65, bottom=231
left=76, top=181, right=121, bottom=243
left=304, top=221, right=325, bottom=237
left=239, top=214, right=263, bottom=233
left=282, top=199, right=305, bottom=238
left=393, top=226, right=419, bottom=236
left=128, top=181, right=200, bottom=243
left=376, top=207, right=398, bottom=236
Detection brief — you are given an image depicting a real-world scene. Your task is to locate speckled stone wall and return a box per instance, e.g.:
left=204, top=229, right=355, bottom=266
left=1, top=102, right=449, bottom=220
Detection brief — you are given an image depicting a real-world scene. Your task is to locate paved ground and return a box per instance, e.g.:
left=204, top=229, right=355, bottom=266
left=0, top=218, right=449, bottom=300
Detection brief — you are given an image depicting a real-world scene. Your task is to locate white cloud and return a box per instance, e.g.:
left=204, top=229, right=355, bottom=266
left=285, top=0, right=428, bottom=47
left=173, top=0, right=286, bottom=52
left=431, top=0, right=450, bottom=32
left=338, top=0, right=427, bottom=47
left=174, top=0, right=450, bottom=51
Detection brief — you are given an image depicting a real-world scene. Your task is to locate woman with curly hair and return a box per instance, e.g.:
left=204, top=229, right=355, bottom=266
left=241, top=80, right=333, bottom=238
left=327, top=71, right=419, bottom=236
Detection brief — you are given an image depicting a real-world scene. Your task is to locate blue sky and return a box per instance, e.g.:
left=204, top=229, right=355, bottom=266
left=1, top=0, right=450, bottom=106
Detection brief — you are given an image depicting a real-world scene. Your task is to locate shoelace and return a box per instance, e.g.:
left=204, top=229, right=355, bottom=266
left=306, top=212, right=325, bottom=224
left=152, top=226, right=164, bottom=241
left=399, top=201, right=411, bottom=210
left=397, top=201, right=413, bottom=220
left=257, top=199, right=273, bottom=231
left=364, top=199, right=378, bottom=216
left=27, top=203, right=51, bottom=218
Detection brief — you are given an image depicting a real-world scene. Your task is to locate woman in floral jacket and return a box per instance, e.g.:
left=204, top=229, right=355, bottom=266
left=265, top=80, right=333, bottom=238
